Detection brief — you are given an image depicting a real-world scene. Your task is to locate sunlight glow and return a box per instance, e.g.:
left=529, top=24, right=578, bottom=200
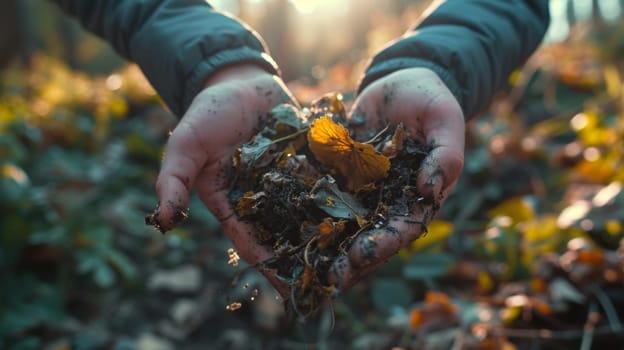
left=564, top=142, right=582, bottom=158
left=573, top=0, right=593, bottom=22
left=592, top=182, right=622, bottom=207
left=493, top=216, right=513, bottom=228
left=598, top=0, right=623, bottom=23
left=485, top=226, right=501, bottom=239
left=106, top=74, right=122, bottom=91
left=521, top=136, right=538, bottom=152
left=557, top=200, right=590, bottom=228
left=545, top=0, right=570, bottom=43
left=489, top=135, right=506, bottom=154
left=1, top=164, right=29, bottom=185
left=567, top=237, right=589, bottom=251
left=290, top=0, right=348, bottom=15
left=570, top=113, right=588, bottom=131
left=583, top=147, right=601, bottom=161
left=206, top=0, right=239, bottom=15
left=580, top=219, right=594, bottom=231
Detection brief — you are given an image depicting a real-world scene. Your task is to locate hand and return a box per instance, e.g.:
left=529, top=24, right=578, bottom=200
left=328, top=67, right=465, bottom=290
left=154, top=63, right=298, bottom=296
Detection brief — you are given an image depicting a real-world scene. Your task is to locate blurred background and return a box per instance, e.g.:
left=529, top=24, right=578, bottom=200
left=2, top=1, right=624, bottom=349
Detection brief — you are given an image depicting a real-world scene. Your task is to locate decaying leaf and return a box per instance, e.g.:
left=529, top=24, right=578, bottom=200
left=300, top=264, right=316, bottom=292
left=270, top=103, right=307, bottom=130
left=317, top=217, right=348, bottom=249
left=308, top=92, right=346, bottom=122
left=235, top=191, right=267, bottom=217
left=235, top=134, right=276, bottom=169
left=307, top=116, right=390, bottom=191
left=382, top=122, right=406, bottom=158
left=409, top=290, right=459, bottom=330
left=310, top=175, right=369, bottom=220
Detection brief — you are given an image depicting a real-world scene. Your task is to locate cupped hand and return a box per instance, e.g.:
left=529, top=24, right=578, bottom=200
left=154, top=63, right=298, bottom=296
left=328, top=67, right=465, bottom=290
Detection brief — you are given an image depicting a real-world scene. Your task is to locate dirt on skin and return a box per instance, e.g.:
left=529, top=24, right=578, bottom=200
left=145, top=93, right=437, bottom=317
left=145, top=200, right=189, bottom=234
left=225, top=94, right=436, bottom=317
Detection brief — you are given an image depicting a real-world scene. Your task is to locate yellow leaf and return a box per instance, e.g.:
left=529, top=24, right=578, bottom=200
left=603, top=64, right=621, bottom=98
left=477, top=271, right=495, bottom=294
left=307, top=116, right=390, bottom=191
left=574, top=157, right=617, bottom=183
left=488, top=197, right=534, bottom=225
left=410, top=220, right=454, bottom=252
left=1, top=163, right=29, bottom=185
left=501, top=305, right=523, bottom=325
left=606, top=220, right=622, bottom=235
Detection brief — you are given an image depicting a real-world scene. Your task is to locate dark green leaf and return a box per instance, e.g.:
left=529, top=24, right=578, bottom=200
left=237, top=134, right=275, bottom=168
left=403, top=252, right=455, bottom=280
left=94, top=264, right=116, bottom=288
left=270, top=103, right=306, bottom=129
left=370, top=278, right=412, bottom=314
left=310, top=175, right=368, bottom=219
left=6, top=336, right=40, bottom=350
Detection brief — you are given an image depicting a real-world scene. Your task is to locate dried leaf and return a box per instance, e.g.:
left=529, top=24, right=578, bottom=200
left=310, top=175, right=369, bottom=219
left=408, top=291, right=458, bottom=330
left=487, top=196, right=535, bottom=225
left=307, top=116, right=390, bottom=191
left=300, top=264, right=316, bottom=292
left=317, top=217, right=347, bottom=249
left=309, top=92, right=346, bottom=121
left=235, top=191, right=266, bottom=217
left=270, top=103, right=307, bottom=130
left=382, top=122, right=406, bottom=158
left=235, top=134, right=275, bottom=169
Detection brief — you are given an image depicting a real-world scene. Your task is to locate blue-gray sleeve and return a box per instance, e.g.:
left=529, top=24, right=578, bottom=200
left=51, top=0, right=280, bottom=117
left=357, top=0, right=550, bottom=119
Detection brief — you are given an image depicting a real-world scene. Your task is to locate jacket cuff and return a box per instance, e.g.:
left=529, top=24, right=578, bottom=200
left=183, top=49, right=279, bottom=116
left=357, top=58, right=464, bottom=115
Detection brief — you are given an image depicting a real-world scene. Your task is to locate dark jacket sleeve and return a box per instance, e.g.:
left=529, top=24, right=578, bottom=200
left=357, top=0, right=550, bottom=119
left=50, top=0, right=280, bottom=117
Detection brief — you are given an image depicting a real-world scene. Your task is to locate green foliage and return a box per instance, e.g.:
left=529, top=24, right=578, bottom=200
left=0, top=56, right=172, bottom=346
left=3, top=13, right=624, bottom=350
left=370, top=278, right=412, bottom=314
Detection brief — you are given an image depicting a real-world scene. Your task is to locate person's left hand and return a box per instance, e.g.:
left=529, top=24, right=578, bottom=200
left=327, top=67, right=465, bottom=291
left=152, top=63, right=298, bottom=297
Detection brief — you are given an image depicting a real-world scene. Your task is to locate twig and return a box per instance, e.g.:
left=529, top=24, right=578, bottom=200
left=590, top=283, right=623, bottom=332
left=580, top=301, right=599, bottom=350
left=303, top=236, right=317, bottom=266
left=362, top=123, right=390, bottom=144
left=270, top=127, right=309, bottom=144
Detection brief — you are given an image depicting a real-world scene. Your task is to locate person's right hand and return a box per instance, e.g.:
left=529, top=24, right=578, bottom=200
left=328, top=67, right=466, bottom=291
left=153, top=63, right=298, bottom=297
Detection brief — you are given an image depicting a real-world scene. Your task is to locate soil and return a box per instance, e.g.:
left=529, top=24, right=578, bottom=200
left=227, top=97, right=433, bottom=317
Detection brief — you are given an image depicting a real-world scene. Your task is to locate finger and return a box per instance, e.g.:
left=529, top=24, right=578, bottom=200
left=327, top=204, right=434, bottom=290
left=154, top=85, right=258, bottom=231
left=155, top=117, right=212, bottom=231
left=416, top=96, right=465, bottom=202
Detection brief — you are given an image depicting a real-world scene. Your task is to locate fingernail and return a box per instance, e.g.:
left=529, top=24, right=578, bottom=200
left=418, top=171, right=444, bottom=205
left=145, top=202, right=166, bottom=233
